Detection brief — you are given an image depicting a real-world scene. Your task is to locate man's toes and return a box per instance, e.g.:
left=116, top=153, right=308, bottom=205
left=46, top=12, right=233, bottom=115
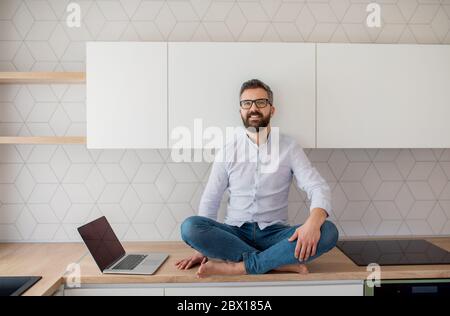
left=298, top=265, right=309, bottom=274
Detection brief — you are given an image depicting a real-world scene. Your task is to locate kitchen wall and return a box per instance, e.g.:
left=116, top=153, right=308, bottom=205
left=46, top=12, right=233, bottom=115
left=1, top=0, right=450, bottom=242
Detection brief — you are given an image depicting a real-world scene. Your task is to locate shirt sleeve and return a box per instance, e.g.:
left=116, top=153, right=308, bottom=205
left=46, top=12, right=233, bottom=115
left=197, top=149, right=229, bottom=220
left=289, top=142, right=333, bottom=218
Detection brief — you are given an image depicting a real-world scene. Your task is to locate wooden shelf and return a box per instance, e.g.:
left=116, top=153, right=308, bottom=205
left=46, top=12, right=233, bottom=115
left=0, top=137, right=86, bottom=144
left=0, top=72, right=86, bottom=84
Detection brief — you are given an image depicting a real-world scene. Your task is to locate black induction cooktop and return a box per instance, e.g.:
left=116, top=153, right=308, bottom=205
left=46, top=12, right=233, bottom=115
left=337, top=239, right=450, bottom=266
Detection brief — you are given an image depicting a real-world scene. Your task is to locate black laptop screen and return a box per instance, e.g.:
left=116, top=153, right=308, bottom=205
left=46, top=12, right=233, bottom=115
left=78, top=216, right=126, bottom=271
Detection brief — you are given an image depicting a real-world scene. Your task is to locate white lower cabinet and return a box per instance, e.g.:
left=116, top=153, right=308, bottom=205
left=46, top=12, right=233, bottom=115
left=64, top=287, right=164, bottom=296
left=63, top=281, right=363, bottom=296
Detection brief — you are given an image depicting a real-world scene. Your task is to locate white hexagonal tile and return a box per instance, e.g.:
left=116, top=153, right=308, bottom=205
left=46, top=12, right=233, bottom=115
left=133, top=223, right=162, bottom=241
left=407, top=182, right=436, bottom=200
left=202, top=22, right=233, bottom=41
left=0, top=204, right=24, bottom=224
left=411, top=148, right=437, bottom=161
left=168, top=183, right=199, bottom=203
left=120, top=186, right=142, bottom=220
left=27, top=84, right=57, bottom=102
left=342, top=3, right=366, bottom=23
left=27, top=145, right=57, bottom=163
left=0, top=164, right=22, bottom=183
left=308, top=3, right=338, bottom=23
left=98, top=164, right=128, bottom=183
left=96, top=150, right=125, bottom=164
left=407, top=162, right=436, bottom=181
left=361, top=164, right=382, bottom=198
left=26, top=21, right=57, bottom=40
left=339, top=221, right=367, bottom=236
left=27, top=164, right=58, bottom=183
left=374, top=162, right=403, bottom=181
left=13, top=3, right=34, bottom=38
left=361, top=203, right=382, bottom=235
left=375, top=221, right=402, bottom=236
left=307, top=149, right=332, bottom=162
left=374, top=201, right=402, bottom=220
left=14, top=86, right=34, bottom=120
left=49, top=146, right=70, bottom=181
left=154, top=166, right=176, bottom=201
left=50, top=186, right=71, bottom=221
left=340, top=201, right=369, bottom=221
left=132, top=183, right=163, bottom=203
left=405, top=220, right=433, bottom=236
left=62, top=164, right=93, bottom=183
left=49, top=107, right=71, bottom=135
left=394, top=184, right=415, bottom=218
left=28, top=204, right=58, bottom=223
left=16, top=207, right=36, bottom=239
left=119, top=150, right=141, bottom=181
left=167, top=163, right=198, bottom=183
left=133, top=163, right=163, bottom=183
left=133, top=203, right=164, bottom=224
left=273, top=22, right=303, bottom=41
left=238, top=1, right=269, bottom=22
left=427, top=202, right=447, bottom=234
left=428, top=163, right=448, bottom=197
left=97, top=204, right=127, bottom=225
left=85, top=166, right=106, bottom=201
left=407, top=200, right=435, bottom=220
left=373, top=182, right=403, bottom=200
left=97, top=183, right=127, bottom=204
left=328, top=150, right=349, bottom=180
left=331, top=183, right=348, bottom=219
left=167, top=203, right=195, bottom=222
left=132, top=0, right=164, bottom=20
left=14, top=166, right=35, bottom=201
left=119, top=0, right=141, bottom=18
left=340, top=162, right=370, bottom=181
left=154, top=4, right=176, bottom=39
left=28, top=183, right=57, bottom=203
left=0, top=184, right=23, bottom=203
left=62, top=183, right=93, bottom=203
left=155, top=206, right=177, bottom=239
left=13, top=43, right=35, bottom=71
left=341, top=182, right=369, bottom=201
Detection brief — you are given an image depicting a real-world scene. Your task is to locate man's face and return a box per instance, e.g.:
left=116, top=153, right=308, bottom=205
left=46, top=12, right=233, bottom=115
left=240, top=88, right=275, bottom=131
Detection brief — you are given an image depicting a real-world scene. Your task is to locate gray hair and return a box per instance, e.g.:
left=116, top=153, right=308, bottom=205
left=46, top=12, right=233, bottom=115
left=240, top=79, right=273, bottom=105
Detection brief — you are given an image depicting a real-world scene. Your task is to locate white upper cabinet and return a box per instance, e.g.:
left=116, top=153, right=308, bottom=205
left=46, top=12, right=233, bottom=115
left=87, top=42, right=168, bottom=149
left=317, top=44, right=450, bottom=148
left=168, top=42, right=316, bottom=148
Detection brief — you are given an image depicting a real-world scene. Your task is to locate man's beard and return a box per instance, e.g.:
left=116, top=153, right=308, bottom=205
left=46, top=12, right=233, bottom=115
left=241, top=111, right=271, bottom=132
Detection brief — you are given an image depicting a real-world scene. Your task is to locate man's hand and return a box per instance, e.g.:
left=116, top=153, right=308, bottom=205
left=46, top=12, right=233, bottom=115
left=175, top=250, right=206, bottom=270
left=288, top=208, right=327, bottom=262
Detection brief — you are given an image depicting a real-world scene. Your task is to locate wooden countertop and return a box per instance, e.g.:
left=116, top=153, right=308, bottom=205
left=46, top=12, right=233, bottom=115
left=2, top=238, right=450, bottom=295
left=0, top=243, right=86, bottom=296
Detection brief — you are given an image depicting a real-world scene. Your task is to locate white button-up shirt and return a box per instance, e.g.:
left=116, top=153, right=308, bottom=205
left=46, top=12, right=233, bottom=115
left=198, top=128, right=332, bottom=230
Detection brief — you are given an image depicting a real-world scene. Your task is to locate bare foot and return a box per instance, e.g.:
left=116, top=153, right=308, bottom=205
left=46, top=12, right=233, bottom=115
left=273, top=263, right=309, bottom=274
left=196, top=257, right=247, bottom=278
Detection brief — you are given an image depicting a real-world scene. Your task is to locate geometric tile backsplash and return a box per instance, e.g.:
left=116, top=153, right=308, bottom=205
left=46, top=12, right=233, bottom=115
left=1, top=0, right=450, bottom=241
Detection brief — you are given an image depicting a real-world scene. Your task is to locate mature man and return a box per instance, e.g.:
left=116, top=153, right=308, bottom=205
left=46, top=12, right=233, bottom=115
left=175, top=79, right=338, bottom=278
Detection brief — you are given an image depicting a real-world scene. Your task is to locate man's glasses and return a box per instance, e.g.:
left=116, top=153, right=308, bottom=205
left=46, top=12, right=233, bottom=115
left=239, top=98, right=271, bottom=110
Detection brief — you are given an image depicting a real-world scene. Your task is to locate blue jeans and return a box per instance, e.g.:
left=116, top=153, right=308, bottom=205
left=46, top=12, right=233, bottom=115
left=180, top=216, right=339, bottom=275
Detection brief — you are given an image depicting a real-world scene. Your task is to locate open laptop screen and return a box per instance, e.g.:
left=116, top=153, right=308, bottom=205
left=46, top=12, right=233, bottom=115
left=78, top=216, right=126, bottom=271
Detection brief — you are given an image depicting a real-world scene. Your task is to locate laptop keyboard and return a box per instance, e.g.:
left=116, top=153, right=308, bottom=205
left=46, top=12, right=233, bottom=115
left=112, top=254, right=147, bottom=270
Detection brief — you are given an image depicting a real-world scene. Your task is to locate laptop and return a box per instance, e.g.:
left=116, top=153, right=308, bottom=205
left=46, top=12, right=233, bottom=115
left=77, top=216, right=168, bottom=275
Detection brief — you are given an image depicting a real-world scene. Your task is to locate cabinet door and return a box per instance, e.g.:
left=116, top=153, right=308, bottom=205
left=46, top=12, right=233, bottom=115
left=87, top=42, right=168, bottom=149
left=64, top=287, right=164, bottom=296
left=317, top=43, right=450, bottom=148
left=168, top=43, right=316, bottom=148
left=165, top=282, right=363, bottom=296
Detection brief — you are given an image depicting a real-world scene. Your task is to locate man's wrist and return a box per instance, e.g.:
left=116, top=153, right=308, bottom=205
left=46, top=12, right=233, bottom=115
left=306, top=208, right=327, bottom=228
